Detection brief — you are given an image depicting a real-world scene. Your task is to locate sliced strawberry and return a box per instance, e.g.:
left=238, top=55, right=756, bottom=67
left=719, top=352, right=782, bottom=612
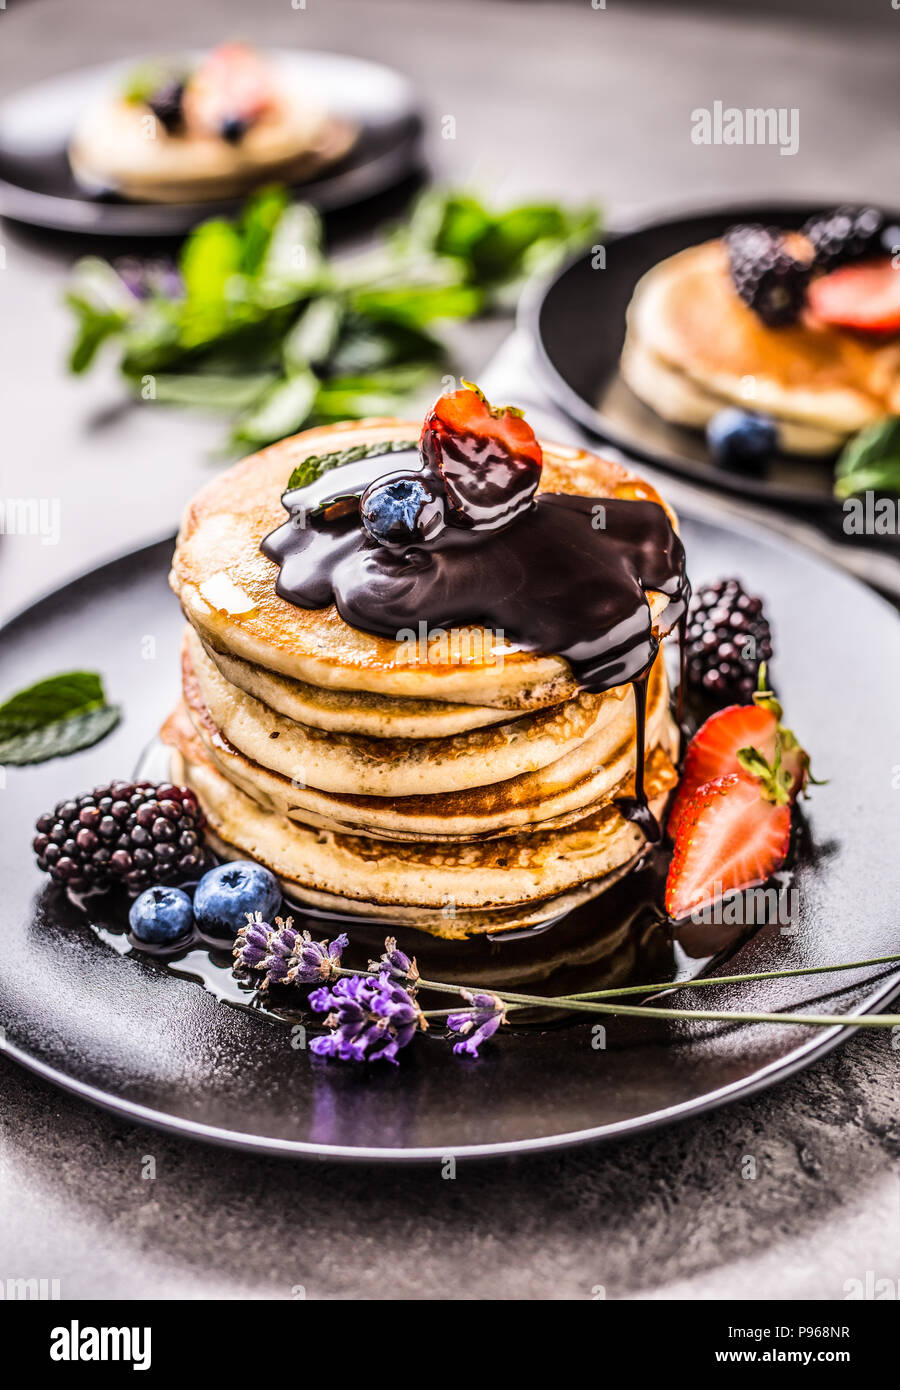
left=668, top=703, right=777, bottom=841
left=185, top=43, right=273, bottom=134
left=664, top=772, right=791, bottom=920
left=668, top=669, right=810, bottom=841
left=807, top=259, right=900, bottom=335
left=420, top=382, right=542, bottom=530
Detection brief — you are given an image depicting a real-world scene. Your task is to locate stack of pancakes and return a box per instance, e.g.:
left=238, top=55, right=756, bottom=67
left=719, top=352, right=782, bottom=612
left=164, top=421, right=681, bottom=940
left=622, top=239, right=900, bottom=454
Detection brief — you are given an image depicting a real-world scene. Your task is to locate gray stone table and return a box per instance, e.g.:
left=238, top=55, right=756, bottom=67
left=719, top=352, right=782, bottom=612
left=0, top=0, right=898, bottom=1299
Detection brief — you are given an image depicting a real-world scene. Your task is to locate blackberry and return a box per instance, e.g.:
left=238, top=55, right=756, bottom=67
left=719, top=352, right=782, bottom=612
left=147, top=80, right=185, bottom=134
left=725, top=224, right=812, bottom=327
left=684, top=578, right=773, bottom=706
left=33, top=780, right=205, bottom=896
left=802, top=205, right=888, bottom=272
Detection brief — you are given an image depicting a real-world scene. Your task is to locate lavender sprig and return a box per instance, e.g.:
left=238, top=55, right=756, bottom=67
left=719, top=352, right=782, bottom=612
left=447, top=990, right=507, bottom=1058
left=233, top=914, right=348, bottom=991
left=232, top=931, right=900, bottom=1063
left=368, top=936, right=419, bottom=989
left=309, top=973, right=426, bottom=1065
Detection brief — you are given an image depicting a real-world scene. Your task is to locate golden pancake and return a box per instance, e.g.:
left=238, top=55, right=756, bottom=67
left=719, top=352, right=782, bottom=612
left=186, top=625, right=644, bottom=798
left=624, top=239, right=900, bottom=448
left=165, top=716, right=676, bottom=931
left=200, top=636, right=512, bottom=738
left=621, top=332, right=849, bottom=455
left=201, top=813, right=642, bottom=939
left=174, top=650, right=677, bottom=841
left=70, top=86, right=355, bottom=203
left=170, top=418, right=680, bottom=710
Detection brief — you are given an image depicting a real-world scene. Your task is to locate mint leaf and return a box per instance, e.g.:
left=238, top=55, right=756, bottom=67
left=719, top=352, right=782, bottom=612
left=240, top=187, right=290, bottom=277
left=0, top=671, right=120, bottom=765
left=283, top=297, right=343, bottom=372
left=148, top=371, right=276, bottom=412
left=0, top=671, right=108, bottom=738
left=232, top=369, right=319, bottom=449
left=0, top=705, right=121, bottom=766
left=835, top=417, right=900, bottom=499
left=286, top=438, right=417, bottom=492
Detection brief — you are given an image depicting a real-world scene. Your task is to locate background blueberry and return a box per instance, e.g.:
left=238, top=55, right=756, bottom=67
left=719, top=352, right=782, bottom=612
left=220, top=114, right=248, bottom=143
left=129, top=885, right=194, bottom=944
left=706, top=409, right=778, bottom=471
left=360, top=475, right=445, bottom=549
left=193, top=860, right=282, bottom=938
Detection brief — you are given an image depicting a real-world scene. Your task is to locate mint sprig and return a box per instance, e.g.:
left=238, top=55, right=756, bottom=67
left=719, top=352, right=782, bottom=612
left=0, top=672, right=120, bottom=766
left=286, top=438, right=417, bottom=492
left=64, top=185, right=600, bottom=452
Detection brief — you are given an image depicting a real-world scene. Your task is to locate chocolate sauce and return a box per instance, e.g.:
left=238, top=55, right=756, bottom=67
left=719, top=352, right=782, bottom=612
left=612, top=668, right=662, bottom=842
left=261, top=450, right=690, bottom=835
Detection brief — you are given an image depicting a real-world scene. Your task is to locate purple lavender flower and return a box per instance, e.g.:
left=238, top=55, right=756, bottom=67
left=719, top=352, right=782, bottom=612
left=232, top=914, right=347, bottom=991
left=368, top=936, right=419, bottom=988
left=115, top=255, right=183, bottom=301
left=284, top=930, right=349, bottom=986
left=233, top=912, right=290, bottom=973
left=309, top=973, right=424, bottom=1064
left=447, top=990, right=507, bottom=1058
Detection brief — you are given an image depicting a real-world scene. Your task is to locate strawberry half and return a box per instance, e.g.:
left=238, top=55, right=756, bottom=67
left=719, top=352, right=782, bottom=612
left=664, top=772, right=792, bottom=921
left=668, top=703, right=777, bottom=842
left=807, top=259, right=900, bottom=335
left=668, top=672, right=809, bottom=841
left=419, top=381, right=543, bottom=531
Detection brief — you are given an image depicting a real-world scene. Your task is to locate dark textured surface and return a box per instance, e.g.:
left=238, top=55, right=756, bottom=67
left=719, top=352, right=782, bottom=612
left=1, top=0, right=899, bottom=1299
left=2, top=1032, right=899, bottom=1299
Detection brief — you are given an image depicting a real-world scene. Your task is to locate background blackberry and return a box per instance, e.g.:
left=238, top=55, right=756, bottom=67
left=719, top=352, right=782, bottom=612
left=147, top=81, right=185, bottom=134
left=802, top=205, right=889, bottom=272
left=725, top=224, right=812, bottom=327
left=684, top=579, right=773, bottom=705
left=33, top=780, right=205, bottom=895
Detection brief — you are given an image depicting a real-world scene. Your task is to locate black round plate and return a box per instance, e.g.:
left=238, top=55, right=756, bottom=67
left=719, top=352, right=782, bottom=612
left=527, top=202, right=897, bottom=511
left=0, top=50, right=423, bottom=235
left=1, top=515, right=899, bottom=1160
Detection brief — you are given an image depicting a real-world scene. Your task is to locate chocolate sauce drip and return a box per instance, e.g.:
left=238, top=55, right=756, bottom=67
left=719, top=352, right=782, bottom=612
left=613, top=668, right=662, bottom=843
left=261, top=450, right=690, bottom=836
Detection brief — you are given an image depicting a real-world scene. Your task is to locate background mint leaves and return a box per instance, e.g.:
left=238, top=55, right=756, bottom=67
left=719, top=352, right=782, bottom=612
left=835, top=416, right=900, bottom=498
left=65, top=185, right=599, bottom=452
left=0, top=672, right=121, bottom=765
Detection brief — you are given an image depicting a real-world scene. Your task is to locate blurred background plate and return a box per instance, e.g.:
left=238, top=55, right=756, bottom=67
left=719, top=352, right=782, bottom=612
left=0, top=48, right=423, bottom=235
left=528, top=202, right=900, bottom=515
left=1, top=510, right=899, bottom=1160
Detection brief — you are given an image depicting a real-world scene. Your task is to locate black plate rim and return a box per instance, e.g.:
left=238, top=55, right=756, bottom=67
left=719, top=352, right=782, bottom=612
left=521, top=197, right=895, bottom=513
left=3, top=520, right=900, bottom=1161
left=0, top=48, right=424, bottom=235
left=6, top=987, right=900, bottom=1162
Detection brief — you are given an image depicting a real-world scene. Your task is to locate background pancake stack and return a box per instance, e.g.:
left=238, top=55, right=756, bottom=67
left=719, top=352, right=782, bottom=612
left=164, top=421, right=682, bottom=939
left=622, top=239, right=900, bottom=455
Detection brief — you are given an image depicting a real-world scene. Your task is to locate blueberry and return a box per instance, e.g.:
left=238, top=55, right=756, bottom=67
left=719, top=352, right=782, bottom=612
left=220, top=115, right=248, bottom=143
left=706, top=409, right=778, bottom=471
left=360, top=475, right=445, bottom=549
left=193, top=860, right=281, bottom=938
left=129, top=885, right=194, bottom=944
